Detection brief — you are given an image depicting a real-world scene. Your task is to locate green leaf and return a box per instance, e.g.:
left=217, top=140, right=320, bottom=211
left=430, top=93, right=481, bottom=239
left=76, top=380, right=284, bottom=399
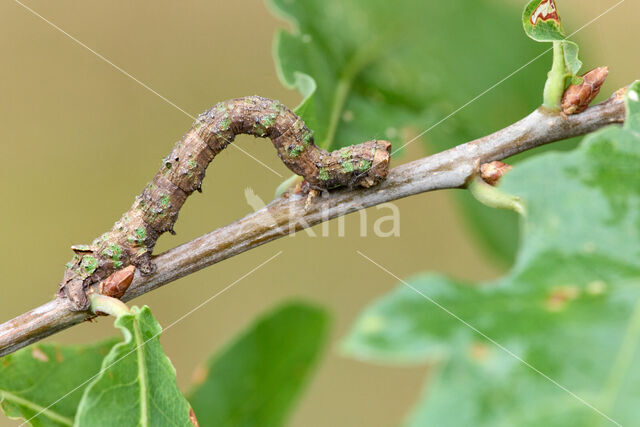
left=0, top=340, right=117, bottom=426
left=522, top=0, right=582, bottom=75
left=187, top=302, right=328, bottom=427
left=522, top=0, right=565, bottom=42
left=269, top=0, right=551, bottom=151
left=344, top=86, right=640, bottom=425
left=74, top=306, right=194, bottom=427
left=269, top=0, right=560, bottom=264
left=624, top=81, right=640, bottom=130
left=522, top=0, right=582, bottom=109
left=561, top=39, right=582, bottom=77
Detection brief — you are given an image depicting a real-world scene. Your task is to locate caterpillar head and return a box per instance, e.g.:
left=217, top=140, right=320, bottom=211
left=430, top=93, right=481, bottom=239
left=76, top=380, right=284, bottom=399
left=354, top=139, right=392, bottom=188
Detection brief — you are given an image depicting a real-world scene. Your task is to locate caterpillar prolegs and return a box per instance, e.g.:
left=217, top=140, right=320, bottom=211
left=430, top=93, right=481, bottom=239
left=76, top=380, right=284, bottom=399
left=59, top=96, right=391, bottom=310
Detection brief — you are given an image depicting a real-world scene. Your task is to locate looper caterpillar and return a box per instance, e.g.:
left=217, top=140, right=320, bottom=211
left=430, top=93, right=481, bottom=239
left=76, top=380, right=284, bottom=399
left=59, top=96, right=391, bottom=310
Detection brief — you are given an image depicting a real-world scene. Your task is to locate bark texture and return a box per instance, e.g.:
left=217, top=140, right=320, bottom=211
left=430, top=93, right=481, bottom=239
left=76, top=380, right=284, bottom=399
left=59, top=96, right=391, bottom=310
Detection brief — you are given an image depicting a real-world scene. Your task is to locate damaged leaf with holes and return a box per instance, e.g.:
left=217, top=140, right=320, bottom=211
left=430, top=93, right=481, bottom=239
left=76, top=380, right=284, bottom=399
left=343, top=83, right=640, bottom=425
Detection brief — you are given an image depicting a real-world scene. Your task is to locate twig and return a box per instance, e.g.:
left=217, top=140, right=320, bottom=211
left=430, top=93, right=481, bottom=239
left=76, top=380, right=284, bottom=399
left=0, top=87, right=627, bottom=357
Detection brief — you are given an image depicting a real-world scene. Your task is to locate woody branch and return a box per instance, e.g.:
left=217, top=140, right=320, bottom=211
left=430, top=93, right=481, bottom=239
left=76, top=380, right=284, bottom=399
left=0, top=87, right=628, bottom=357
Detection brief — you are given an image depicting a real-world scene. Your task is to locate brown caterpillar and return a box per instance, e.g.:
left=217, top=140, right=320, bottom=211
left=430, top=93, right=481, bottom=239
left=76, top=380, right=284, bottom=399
left=59, top=96, right=391, bottom=310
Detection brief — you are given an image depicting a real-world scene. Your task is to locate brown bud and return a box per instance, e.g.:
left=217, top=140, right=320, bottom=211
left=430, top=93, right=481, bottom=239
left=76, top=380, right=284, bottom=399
left=561, top=67, right=609, bottom=115
left=480, top=161, right=513, bottom=186
left=189, top=408, right=200, bottom=427
left=99, top=266, right=135, bottom=299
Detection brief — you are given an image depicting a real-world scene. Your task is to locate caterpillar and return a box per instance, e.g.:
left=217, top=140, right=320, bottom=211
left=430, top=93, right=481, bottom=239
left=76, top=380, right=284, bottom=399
left=59, top=96, right=391, bottom=310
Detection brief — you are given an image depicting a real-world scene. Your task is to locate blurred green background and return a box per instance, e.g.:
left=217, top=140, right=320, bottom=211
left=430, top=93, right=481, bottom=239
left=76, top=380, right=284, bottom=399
left=0, top=0, right=637, bottom=425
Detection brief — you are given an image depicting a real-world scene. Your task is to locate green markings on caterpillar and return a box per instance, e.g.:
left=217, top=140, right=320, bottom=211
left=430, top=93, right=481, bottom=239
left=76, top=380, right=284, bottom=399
left=252, top=112, right=279, bottom=137
left=318, top=168, right=330, bottom=181
left=339, top=148, right=355, bottom=173
left=148, top=194, right=172, bottom=221
left=342, top=161, right=355, bottom=173
left=358, top=159, right=372, bottom=171
left=128, top=227, right=148, bottom=245
left=260, top=112, right=278, bottom=128
left=81, top=255, right=98, bottom=275
left=270, top=101, right=283, bottom=113
left=302, top=131, right=313, bottom=146
left=218, top=115, right=231, bottom=131
left=135, top=227, right=147, bottom=242
left=288, top=145, right=305, bottom=158
left=160, top=195, right=171, bottom=209
left=102, top=244, right=123, bottom=262
left=253, top=123, right=268, bottom=137
left=340, top=150, right=352, bottom=159
left=186, top=159, right=197, bottom=179
left=112, top=244, right=123, bottom=259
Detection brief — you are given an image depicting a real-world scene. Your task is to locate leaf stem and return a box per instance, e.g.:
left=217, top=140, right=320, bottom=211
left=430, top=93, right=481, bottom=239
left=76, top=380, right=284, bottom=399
left=322, top=42, right=382, bottom=150
left=468, top=177, right=525, bottom=216
left=322, top=61, right=361, bottom=150
left=133, top=315, right=149, bottom=426
left=88, top=294, right=131, bottom=318
left=543, top=41, right=567, bottom=110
